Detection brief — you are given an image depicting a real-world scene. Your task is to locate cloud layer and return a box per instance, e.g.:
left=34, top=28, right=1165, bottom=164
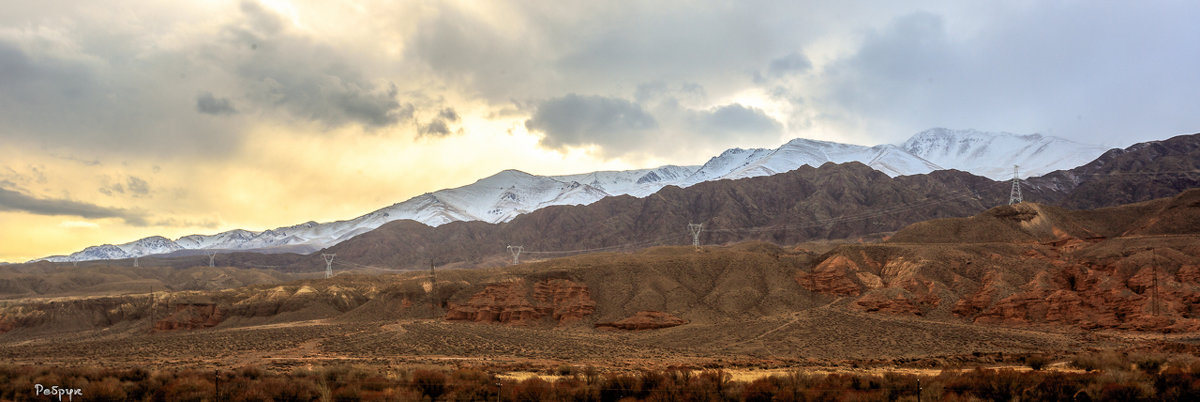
left=0, top=186, right=148, bottom=226
left=4, top=1, right=1200, bottom=261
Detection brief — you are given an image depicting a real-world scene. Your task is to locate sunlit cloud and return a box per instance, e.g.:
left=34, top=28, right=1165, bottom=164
left=1, top=0, right=1199, bottom=261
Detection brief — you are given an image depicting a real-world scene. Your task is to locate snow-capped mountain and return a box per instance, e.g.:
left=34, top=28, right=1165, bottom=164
left=677, top=138, right=942, bottom=186
left=41, top=236, right=182, bottom=262
left=902, top=128, right=1109, bottom=180
left=36, top=128, right=1110, bottom=262
left=554, top=165, right=697, bottom=197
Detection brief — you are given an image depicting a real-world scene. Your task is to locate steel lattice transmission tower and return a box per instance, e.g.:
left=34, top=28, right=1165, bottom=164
left=688, top=223, right=704, bottom=249
left=208, top=252, right=217, bottom=268
left=322, top=253, right=336, bottom=279
left=507, top=245, right=523, bottom=265
left=1008, top=165, right=1023, bottom=205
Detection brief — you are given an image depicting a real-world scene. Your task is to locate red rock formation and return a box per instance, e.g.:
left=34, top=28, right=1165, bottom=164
left=533, top=279, right=596, bottom=323
left=796, top=255, right=864, bottom=296
left=155, top=303, right=225, bottom=331
left=1179, top=265, right=1200, bottom=285
left=854, top=293, right=921, bottom=315
left=445, top=279, right=596, bottom=325
left=595, top=311, right=687, bottom=330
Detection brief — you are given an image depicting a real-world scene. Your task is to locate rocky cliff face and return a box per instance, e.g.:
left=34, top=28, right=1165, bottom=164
left=155, top=303, right=225, bottom=331
left=445, top=279, right=596, bottom=325
left=796, top=190, right=1200, bottom=332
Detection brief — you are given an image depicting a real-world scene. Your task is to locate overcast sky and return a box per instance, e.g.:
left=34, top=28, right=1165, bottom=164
left=2, top=1, right=1199, bottom=262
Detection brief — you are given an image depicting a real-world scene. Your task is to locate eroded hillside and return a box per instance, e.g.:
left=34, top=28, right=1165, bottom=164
left=1, top=190, right=1199, bottom=369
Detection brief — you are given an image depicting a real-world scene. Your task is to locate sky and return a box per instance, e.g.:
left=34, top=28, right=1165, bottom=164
left=2, top=1, right=1199, bottom=262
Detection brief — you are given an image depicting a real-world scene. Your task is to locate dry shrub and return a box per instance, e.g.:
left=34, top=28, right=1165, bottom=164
left=601, top=373, right=639, bottom=401
left=410, top=368, right=447, bottom=401
left=82, top=377, right=126, bottom=402
left=1071, top=350, right=1128, bottom=372
left=161, top=374, right=214, bottom=402
left=447, top=368, right=494, bottom=401
left=332, top=384, right=362, bottom=402
left=321, top=364, right=370, bottom=385
left=1019, top=372, right=1087, bottom=401
left=237, top=365, right=264, bottom=380
left=120, top=367, right=150, bottom=383
left=514, top=377, right=551, bottom=401
left=556, top=364, right=575, bottom=376
left=742, top=376, right=780, bottom=402
left=1099, top=382, right=1150, bottom=401
left=1132, top=352, right=1167, bottom=374
left=1153, top=370, right=1200, bottom=400
left=582, top=365, right=600, bottom=386
left=943, top=367, right=1033, bottom=401
left=637, top=370, right=667, bottom=396
left=698, top=369, right=732, bottom=397
left=1025, top=354, right=1051, bottom=371
left=263, top=376, right=321, bottom=402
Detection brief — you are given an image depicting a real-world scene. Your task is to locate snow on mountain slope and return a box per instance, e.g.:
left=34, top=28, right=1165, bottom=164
left=902, top=128, right=1109, bottom=180
left=35, top=128, right=1108, bottom=262
left=552, top=165, right=698, bottom=197
left=680, top=138, right=941, bottom=186
left=41, top=236, right=183, bottom=262
left=679, top=147, right=776, bottom=186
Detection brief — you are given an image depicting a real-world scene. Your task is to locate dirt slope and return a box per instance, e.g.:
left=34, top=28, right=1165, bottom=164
left=2, top=190, right=1200, bottom=369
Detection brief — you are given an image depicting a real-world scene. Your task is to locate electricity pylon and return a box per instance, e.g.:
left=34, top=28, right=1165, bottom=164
left=688, top=223, right=704, bottom=249
left=507, top=245, right=523, bottom=265
left=322, top=253, right=335, bottom=278
left=1008, top=165, right=1023, bottom=205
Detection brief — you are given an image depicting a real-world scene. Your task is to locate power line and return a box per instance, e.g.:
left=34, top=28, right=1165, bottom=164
left=511, top=180, right=1008, bottom=258
left=303, top=168, right=1199, bottom=269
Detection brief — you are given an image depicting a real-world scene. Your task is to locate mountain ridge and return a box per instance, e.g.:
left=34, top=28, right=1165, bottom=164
left=36, top=128, right=1111, bottom=262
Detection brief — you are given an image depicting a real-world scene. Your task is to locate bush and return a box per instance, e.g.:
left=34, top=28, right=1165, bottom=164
left=556, top=364, right=574, bottom=376
left=743, top=377, right=780, bottom=402
left=1026, top=354, right=1051, bottom=371
left=514, top=377, right=551, bottom=401
left=1071, top=350, right=1128, bottom=372
left=82, top=377, right=126, bottom=402
left=410, top=369, right=447, bottom=401
left=161, top=375, right=214, bottom=402
left=1133, top=353, right=1166, bottom=374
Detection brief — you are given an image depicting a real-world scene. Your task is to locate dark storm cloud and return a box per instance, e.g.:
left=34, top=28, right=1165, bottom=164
left=406, top=2, right=829, bottom=102
left=98, top=176, right=150, bottom=197
left=0, top=0, right=424, bottom=160
left=406, top=4, right=544, bottom=101
left=126, top=176, right=150, bottom=195
left=98, top=182, right=123, bottom=196
left=0, top=33, right=243, bottom=156
left=765, top=52, right=812, bottom=79
left=227, top=1, right=412, bottom=128
left=196, top=92, right=236, bottom=115
left=438, top=107, right=460, bottom=122
left=0, top=186, right=149, bottom=225
left=418, top=119, right=452, bottom=137
left=692, top=104, right=783, bottom=135
left=524, top=94, right=658, bottom=155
